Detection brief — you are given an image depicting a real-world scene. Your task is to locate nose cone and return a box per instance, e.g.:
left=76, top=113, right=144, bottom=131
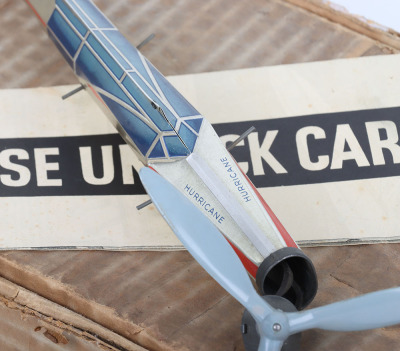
left=25, top=0, right=56, bottom=25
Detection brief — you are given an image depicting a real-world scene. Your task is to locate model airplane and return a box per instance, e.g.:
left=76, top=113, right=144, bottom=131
left=25, top=1, right=400, bottom=350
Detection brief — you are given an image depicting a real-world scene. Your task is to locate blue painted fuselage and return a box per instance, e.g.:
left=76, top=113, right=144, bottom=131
left=27, top=0, right=314, bottom=303
left=47, top=0, right=203, bottom=162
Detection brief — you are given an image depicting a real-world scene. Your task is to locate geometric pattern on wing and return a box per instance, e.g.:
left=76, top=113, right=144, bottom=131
left=75, top=46, right=135, bottom=109
left=148, top=63, right=201, bottom=118
left=47, top=30, right=73, bottom=68
left=87, top=34, right=124, bottom=79
left=102, top=30, right=158, bottom=91
left=122, top=76, right=175, bottom=131
left=66, top=0, right=112, bottom=29
left=148, top=139, right=165, bottom=158
left=184, top=117, right=203, bottom=133
left=92, top=31, right=132, bottom=71
left=100, top=94, right=157, bottom=156
left=127, top=72, right=178, bottom=129
left=56, top=0, right=87, bottom=35
left=48, top=9, right=81, bottom=57
left=163, top=135, right=190, bottom=157
left=178, top=123, right=197, bottom=151
left=49, top=0, right=204, bottom=161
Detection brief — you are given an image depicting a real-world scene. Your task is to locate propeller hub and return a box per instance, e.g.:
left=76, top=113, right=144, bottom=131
left=272, top=323, right=281, bottom=332
left=259, top=311, right=290, bottom=341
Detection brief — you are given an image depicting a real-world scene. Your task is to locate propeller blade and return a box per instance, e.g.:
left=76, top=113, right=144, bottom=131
left=258, top=338, right=284, bottom=351
left=288, top=287, right=400, bottom=334
left=139, top=167, right=400, bottom=350
left=139, top=167, right=273, bottom=319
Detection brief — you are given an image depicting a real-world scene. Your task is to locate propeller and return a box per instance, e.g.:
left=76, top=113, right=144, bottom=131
left=139, top=167, right=400, bottom=351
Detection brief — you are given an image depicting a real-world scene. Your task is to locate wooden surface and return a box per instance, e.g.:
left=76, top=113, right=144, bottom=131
left=285, top=0, right=400, bottom=50
left=0, top=277, right=145, bottom=350
left=0, top=0, right=400, bottom=350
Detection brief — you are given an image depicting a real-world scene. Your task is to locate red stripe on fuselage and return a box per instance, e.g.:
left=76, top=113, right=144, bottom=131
left=88, top=85, right=107, bottom=107
left=226, top=239, right=258, bottom=278
left=24, top=0, right=47, bottom=27
left=240, top=167, right=298, bottom=248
